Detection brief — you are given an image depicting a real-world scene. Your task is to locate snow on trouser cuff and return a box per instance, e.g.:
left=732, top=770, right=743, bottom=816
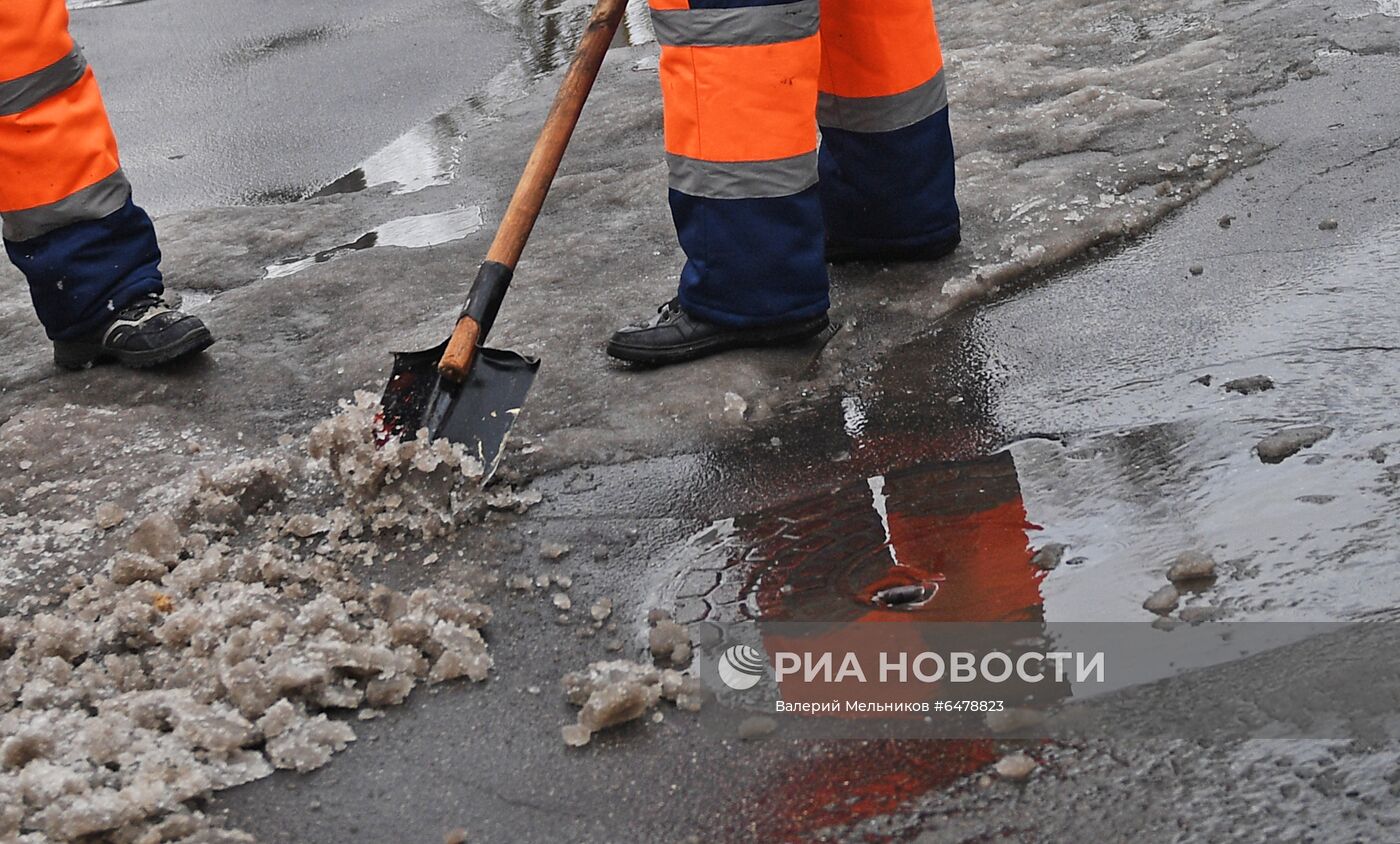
left=4, top=196, right=164, bottom=341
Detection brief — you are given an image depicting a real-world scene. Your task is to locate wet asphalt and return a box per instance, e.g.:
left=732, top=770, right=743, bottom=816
left=211, top=49, right=1400, bottom=844
left=33, top=1, right=1400, bottom=841
left=70, top=0, right=517, bottom=214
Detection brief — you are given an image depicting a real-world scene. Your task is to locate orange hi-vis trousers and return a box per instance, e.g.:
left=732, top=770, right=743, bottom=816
left=1, top=0, right=163, bottom=340
left=650, top=0, right=960, bottom=327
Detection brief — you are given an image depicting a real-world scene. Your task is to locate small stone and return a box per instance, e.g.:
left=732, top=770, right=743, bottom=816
left=738, top=716, right=778, bottom=741
left=1167, top=551, right=1217, bottom=584
left=1143, top=584, right=1180, bottom=615
left=1319, top=218, right=1339, bottom=231
left=723, top=392, right=748, bottom=420
left=540, top=541, right=571, bottom=560
left=95, top=502, right=128, bottom=530
left=444, top=829, right=469, bottom=844
left=994, top=753, right=1038, bottom=782
left=507, top=575, right=533, bottom=591
left=1218, top=215, right=1234, bottom=228
left=590, top=598, right=614, bottom=622
left=1257, top=425, right=1334, bottom=464
left=553, top=593, right=573, bottom=611
left=1189, top=264, right=1204, bottom=276
left=1369, top=446, right=1388, bottom=464
left=1222, top=375, right=1274, bottom=395
left=1193, top=374, right=1213, bottom=386
left=1030, top=543, right=1067, bottom=571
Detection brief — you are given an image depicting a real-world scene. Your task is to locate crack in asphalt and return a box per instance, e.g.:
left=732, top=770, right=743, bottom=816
left=1314, top=135, right=1400, bottom=177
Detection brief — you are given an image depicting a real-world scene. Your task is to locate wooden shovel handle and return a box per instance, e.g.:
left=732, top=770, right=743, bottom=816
left=438, top=0, right=627, bottom=382
left=439, top=317, right=482, bottom=381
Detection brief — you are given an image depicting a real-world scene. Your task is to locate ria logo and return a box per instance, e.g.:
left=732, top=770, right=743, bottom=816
left=717, top=644, right=767, bottom=690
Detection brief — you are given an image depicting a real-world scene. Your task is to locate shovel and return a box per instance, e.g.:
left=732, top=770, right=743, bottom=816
left=380, top=0, right=628, bottom=479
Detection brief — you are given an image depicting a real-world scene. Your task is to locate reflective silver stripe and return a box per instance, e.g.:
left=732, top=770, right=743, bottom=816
left=0, top=48, right=88, bottom=117
left=818, top=71, right=949, bottom=134
left=1, top=169, right=131, bottom=242
left=651, top=0, right=819, bottom=48
left=666, top=152, right=817, bottom=199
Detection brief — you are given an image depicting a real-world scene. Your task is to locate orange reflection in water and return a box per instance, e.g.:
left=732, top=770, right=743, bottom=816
left=727, top=451, right=1047, bottom=841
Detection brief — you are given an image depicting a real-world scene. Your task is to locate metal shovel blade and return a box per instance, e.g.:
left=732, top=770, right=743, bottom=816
left=381, top=341, right=540, bottom=481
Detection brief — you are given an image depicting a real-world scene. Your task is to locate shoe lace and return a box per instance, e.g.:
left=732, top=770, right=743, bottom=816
left=115, top=294, right=168, bottom=320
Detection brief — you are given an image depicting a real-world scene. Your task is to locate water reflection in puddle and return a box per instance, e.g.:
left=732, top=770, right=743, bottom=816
left=314, top=0, right=655, bottom=199
left=263, top=206, right=482, bottom=279
left=677, top=451, right=1046, bottom=625
left=66, top=0, right=151, bottom=8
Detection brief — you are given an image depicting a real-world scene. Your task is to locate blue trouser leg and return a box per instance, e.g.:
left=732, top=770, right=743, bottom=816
left=819, top=106, right=961, bottom=253
left=673, top=186, right=830, bottom=329
left=4, top=197, right=164, bottom=341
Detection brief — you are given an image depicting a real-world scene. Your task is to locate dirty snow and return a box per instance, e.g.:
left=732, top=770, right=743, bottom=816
left=559, top=660, right=702, bottom=748
left=0, top=396, right=527, bottom=842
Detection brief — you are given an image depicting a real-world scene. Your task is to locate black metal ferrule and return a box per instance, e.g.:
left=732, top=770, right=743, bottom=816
left=460, top=260, right=514, bottom=340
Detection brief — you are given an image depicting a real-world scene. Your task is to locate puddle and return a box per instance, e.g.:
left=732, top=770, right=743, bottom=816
left=66, top=0, right=152, bottom=8
left=634, top=210, right=1400, bottom=837
left=672, top=452, right=1045, bottom=625
left=664, top=452, right=1048, bottom=841
left=311, top=0, right=655, bottom=199
left=316, top=115, right=466, bottom=198
left=481, top=0, right=654, bottom=76
left=263, top=206, right=483, bottom=279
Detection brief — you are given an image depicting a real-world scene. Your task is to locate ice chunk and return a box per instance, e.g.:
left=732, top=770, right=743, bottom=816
left=265, top=715, right=356, bottom=772
left=109, top=552, right=168, bottom=586
left=648, top=617, right=692, bottom=667
left=559, top=660, right=703, bottom=746
left=127, top=513, right=183, bottom=563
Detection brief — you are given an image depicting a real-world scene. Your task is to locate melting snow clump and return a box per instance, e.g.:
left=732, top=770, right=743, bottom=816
left=559, top=661, right=704, bottom=747
left=0, top=394, right=510, bottom=842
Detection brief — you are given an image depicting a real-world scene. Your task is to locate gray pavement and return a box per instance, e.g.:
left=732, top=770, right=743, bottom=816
left=213, top=37, right=1400, bottom=844
left=1, top=0, right=1399, bottom=842
left=70, top=0, right=517, bottom=214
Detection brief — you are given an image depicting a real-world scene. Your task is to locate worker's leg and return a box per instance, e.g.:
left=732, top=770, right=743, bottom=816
left=817, top=0, right=960, bottom=261
left=0, top=0, right=163, bottom=341
left=650, top=0, right=829, bottom=327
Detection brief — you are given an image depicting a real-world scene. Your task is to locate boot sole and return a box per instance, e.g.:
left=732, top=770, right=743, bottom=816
left=607, top=315, right=830, bottom=366
left=54, top=326, right=215, bottom=371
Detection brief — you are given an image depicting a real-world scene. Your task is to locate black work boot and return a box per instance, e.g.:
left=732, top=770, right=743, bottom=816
left=825, top=232, right=961, bottom=265
left=53, top=294, right=214, bottom=371
left=607, top=298, right=829, bottom=366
